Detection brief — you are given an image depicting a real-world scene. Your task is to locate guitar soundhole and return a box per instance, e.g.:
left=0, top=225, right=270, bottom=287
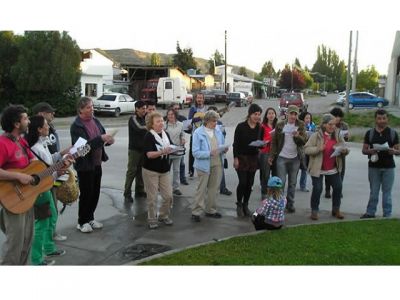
left=31, top=175, right=40, bottom=186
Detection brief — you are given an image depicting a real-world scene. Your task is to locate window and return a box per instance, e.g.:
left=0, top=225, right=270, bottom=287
left=85, top=83, right=97, bottom=97
left=165, top=81, right=172, bottom=89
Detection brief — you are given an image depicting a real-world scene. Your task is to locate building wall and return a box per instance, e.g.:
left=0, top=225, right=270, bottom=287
left=80, top=74, right=104, bottom=98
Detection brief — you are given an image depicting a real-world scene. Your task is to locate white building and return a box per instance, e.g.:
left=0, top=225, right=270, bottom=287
left=80, top=49, right=126, bottom=98
left=385, top=31, right=400, bottom=107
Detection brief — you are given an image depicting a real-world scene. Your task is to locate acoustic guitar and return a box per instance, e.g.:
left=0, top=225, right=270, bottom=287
left=0, top=145, right=90, bottom=214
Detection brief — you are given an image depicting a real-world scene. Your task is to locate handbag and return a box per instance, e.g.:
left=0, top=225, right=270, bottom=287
left=55, top=168, right=79, bottom=207
left=223, top=158, right=228, bottom=169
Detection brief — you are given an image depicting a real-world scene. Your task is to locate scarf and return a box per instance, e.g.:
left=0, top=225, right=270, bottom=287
left=150, top=129, right=170, bottom=158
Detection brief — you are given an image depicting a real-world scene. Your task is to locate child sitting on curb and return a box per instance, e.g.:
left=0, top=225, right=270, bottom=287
left=251, top=176, right=286, bottom=230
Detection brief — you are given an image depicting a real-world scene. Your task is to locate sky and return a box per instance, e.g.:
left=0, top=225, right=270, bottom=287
left=2, top=0, right=399, bottom=75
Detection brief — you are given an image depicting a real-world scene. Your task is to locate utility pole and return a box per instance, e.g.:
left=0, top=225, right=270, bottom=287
left=345, top=31, right=353, bottom=113
left=352, top=30, right=359, bottom=92
left=224, top=30, right=227, bottom=93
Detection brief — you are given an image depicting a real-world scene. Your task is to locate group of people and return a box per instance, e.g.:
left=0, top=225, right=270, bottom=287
left=1, top=94, right=399, bottom=264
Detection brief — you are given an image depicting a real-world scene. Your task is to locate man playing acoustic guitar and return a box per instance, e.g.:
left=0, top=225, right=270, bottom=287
left=0, top=105, right=36, bottom=265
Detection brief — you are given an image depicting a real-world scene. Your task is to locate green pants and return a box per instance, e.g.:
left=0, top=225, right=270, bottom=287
left=124, top=149, right=145, bottom=197
left=31, top=191, right=57, bottom=265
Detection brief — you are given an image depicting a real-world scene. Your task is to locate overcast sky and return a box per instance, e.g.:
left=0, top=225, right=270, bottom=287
left=2, top=0, right=399, bottom=75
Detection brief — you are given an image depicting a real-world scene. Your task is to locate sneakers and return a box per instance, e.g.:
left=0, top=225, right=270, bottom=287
left=360, top=213, right=375, bottom=219
left=53, top=233, right=67, bottom=241
left=205, top=212, right=222, bottom=218
left=191, top=214, right=201, bottom=222
left=45, top=249, right=66, bottom=258
left=38, top=259, right=55, bottom=266
left=173, top=189, right=182, bottom=196
left=310, top=211, right=319, bottom=220
left=77, top=223, right=93, bottom=233
left=148, top=222, right=159, bottom=229
left=158, top=217, right=174, bottom=225
left=300, top=188, right=310, bottom=192
left=220, top=188, right=232, bottom=196
left=89, top=220, right=103, bottom=229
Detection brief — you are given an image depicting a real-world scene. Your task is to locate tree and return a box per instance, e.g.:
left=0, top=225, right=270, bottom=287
left=260, top=60, right=276, bottom=78
left=208, top=49, right=225, bottom=74
left=173, top=41, right=197, bottom=72
left=278, top=65, right=306, bottom=90
left=238, top=66, right=247, bottom=76
left=294, top=57, right=302, bottom=69
left=0, top=31, right=20, bottom=109
left=10, top=31, right=81, bottom=115
left=356, top=65, right=379, bottom=92
left=150, top=53, right=161, bottom=66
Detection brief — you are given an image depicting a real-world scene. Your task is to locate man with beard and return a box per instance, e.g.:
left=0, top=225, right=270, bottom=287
left=0, top=105, right=36, bottom=265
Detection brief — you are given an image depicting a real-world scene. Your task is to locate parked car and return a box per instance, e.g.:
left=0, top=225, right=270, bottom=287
left=348, top=92, right=389, bottom=109
left=201, top=90, right=216, bottom=104
left=336, top=95, right=346, bottom=106
left=185, top=93, right=193, bottom=106
left=227, top=92, right=247, bottom=107
left=210, top=89, right=227, bottom=103
left=240, top=91, right=254, bottom=104
left=321, top=91, right=328, bottom=97
left=93, top=93, right=136, bottom=117
left=279, top=92, right=307, bottom=117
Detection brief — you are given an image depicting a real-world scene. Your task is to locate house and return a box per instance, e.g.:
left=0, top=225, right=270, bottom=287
left=80, top=49, right=128, bottom=99
left=385, top=31, right=400, bottom=107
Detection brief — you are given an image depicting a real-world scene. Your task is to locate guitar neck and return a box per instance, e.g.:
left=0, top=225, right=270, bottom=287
left=36, top=151, right=80, bottom=180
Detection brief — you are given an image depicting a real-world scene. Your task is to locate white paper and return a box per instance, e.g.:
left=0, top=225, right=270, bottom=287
left=70, top=137, right=87, bottom=154
left=373, top=142, right=390, bottom=151
left=169, top=145, right=185, bottom=153
left=340, top=130, right=349, bottom=137
left=182, top=119, right=192, bottom=131
left=107, top=128, right=118, bottom=137
left=282, top=124, right=298, bottom=134
left=217, top=144, right=230, bottom=153
left=330, top=145, right=348, bottom=158
left=249, top=140, right=269, bottom=147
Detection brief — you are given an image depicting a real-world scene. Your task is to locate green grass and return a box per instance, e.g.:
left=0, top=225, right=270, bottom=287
left=141, top=219, right=400, bottom=265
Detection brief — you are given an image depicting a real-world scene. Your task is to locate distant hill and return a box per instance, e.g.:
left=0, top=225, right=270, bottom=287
left=102, top=48, right=258, bottom=77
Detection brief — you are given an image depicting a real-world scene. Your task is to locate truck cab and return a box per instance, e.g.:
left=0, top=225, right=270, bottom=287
left=156, top=77, right=188, bottom=108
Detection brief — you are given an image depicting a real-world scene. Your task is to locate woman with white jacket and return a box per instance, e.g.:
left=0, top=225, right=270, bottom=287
left=191, top=110, right=228, bottom=222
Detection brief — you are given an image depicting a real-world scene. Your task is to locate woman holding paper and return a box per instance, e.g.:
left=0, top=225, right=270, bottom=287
left=142, top=112, right=174, bottom=229
left=233, top=104, right=263, bottom=217
left=164, top=108, right=185, bottom=196
left=304, top=114, right=349, bottom=221
left=259, top=107, right=278, bottom=198
left=191, top=110, right=227, bottom=222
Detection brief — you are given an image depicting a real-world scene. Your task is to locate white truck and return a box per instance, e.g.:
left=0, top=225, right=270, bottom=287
left=156, top=77, right=188, bottom=108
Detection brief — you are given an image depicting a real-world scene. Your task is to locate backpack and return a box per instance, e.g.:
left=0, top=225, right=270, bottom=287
left=368, top=128, right=396, bottom=145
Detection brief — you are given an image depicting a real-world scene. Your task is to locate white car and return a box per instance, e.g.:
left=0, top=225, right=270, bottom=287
left=93, top=93, right=136, bottom=117
left=321, top=91, right=328, bottom=97
left=336, top=95, right=346, bottom=106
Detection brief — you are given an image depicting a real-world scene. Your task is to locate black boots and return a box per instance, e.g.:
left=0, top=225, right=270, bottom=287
left=236, top=202, right=251, bottom=217
left=242, top=202, right=252, bottom=216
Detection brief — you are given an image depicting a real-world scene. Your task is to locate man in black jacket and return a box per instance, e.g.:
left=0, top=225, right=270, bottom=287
left=123, top=101, right=148, bottom=202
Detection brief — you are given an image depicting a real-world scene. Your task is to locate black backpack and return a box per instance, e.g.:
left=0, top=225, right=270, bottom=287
left=368, top=128, right=396, bottom=145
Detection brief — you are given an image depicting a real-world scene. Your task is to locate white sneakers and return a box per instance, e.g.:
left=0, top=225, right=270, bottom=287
left=77, top=220, right=103, bottom=233
left=53, top=233, right=67, bottom=241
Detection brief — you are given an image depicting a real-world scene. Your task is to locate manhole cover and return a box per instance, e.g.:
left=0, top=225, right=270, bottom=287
left=121, top=244, right=172, bottom=261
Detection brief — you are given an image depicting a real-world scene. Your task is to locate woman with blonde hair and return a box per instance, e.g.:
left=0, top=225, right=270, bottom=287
left=142, top=112, right=174, bottom=229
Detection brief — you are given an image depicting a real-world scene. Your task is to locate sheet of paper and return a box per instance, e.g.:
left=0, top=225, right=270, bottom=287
left=282, top=124, right=298, bottom=134
left=249, top=140, right=269, bottom=147
left=182, top=119, right=192, bottom=131
left=217, top=144, right=230, bottom=153
left=107, top=128, right=118, bottom=137
left=70, top=137, right=87, bottom=154
left=373, top=142, right=390, bottom=151
left=330, top=145, right=348, bottom=158
left=340, top=130, right=349, bottom=137
left=169, top=145, right=185, bottom=153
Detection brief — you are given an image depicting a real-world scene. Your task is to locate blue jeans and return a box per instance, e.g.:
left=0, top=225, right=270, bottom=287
left=311, top=173, right=342, bottom=212
left=366, top=167, right=395, bottom=217
left=276, top=156, right=300, bottom=206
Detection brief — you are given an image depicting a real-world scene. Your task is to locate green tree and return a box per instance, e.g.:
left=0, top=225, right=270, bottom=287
left=260, top=60, right=276, bottom=78
left=0, top=31, right=20, bottom=109
left=294, top=57, right=302, bottom=69
left=278, top=65, right=306, bottom=90
left=173, top=41, right=197, bottom=72
left=11, top=31, right=81, bottom=115
left=238, top=66, right=247, bottom=76
left=302, top=70, right=314, bottom=89
left=356, top=65, right=379, bottom=92
left=208, top=49, right=225, bottom=74
left=150, top=53, right=161, bottom=66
